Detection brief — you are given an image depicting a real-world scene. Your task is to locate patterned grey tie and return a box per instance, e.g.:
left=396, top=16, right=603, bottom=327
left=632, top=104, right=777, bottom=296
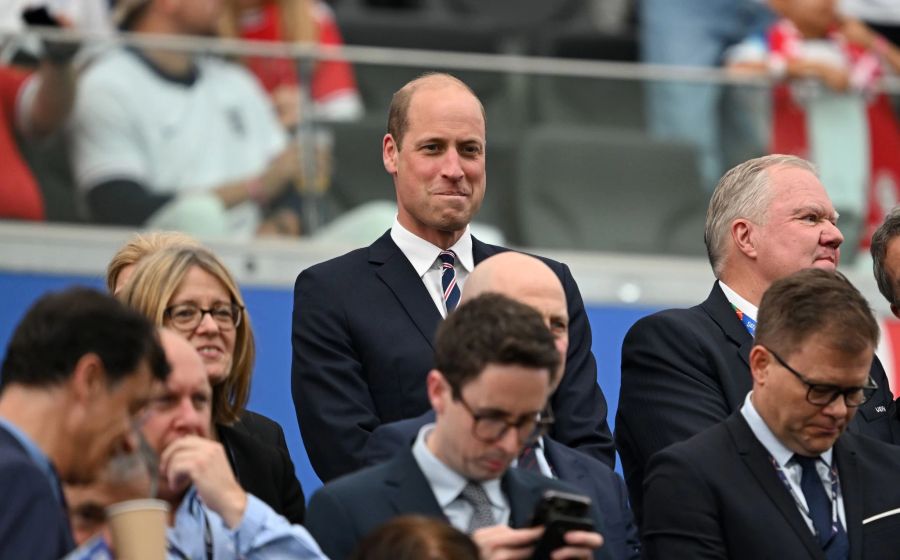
left=460, top=481, right=495, bottom=533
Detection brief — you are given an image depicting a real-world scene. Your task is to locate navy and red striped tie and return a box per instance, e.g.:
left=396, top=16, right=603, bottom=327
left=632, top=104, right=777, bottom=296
left=439, top=250, right=461, bottom=312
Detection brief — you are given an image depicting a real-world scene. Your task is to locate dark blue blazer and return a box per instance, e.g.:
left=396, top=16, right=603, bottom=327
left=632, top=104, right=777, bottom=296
left=363, top=411, right=640, bottom=559
left=642, top=412, right=900, bottom=560
left=616, top=282, right=898, bottom=523
left=0, top=425, right=75, bottom=559
left=305, top=446, right=615, bottom=560
left=292, top=230, right=613, bottom=482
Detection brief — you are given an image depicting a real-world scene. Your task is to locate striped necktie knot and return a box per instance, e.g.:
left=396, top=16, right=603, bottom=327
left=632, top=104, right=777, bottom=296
left=438, top=250, right=461, bottom=312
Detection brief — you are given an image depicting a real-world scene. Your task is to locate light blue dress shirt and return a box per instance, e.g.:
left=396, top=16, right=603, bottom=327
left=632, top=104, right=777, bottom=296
left=412, top=423, right=510, bottom=532
left=66, top=486, right=327, bottom=560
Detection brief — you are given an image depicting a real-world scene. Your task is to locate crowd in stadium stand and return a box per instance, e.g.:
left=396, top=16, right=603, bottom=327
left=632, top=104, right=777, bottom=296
left=4, top=1, right=900, bottom=559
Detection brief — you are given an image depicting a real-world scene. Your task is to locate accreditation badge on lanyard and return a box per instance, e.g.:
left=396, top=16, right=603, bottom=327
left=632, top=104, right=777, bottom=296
left=731, top=304, right=756, bottom=337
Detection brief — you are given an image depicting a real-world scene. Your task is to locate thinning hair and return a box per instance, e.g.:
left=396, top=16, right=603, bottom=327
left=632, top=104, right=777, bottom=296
left=434, top=293, right=560, bottom=395
left=106, top=231, right=200, bottom=293
left=871, top=206, right=900, bottom=307
left=386, top=72, right=485, bottom=150
left=704, top=154, right=817, bottom=277
left=755, top=269, right=878, bottom=358
left=118, top=246, right=254, bottom=425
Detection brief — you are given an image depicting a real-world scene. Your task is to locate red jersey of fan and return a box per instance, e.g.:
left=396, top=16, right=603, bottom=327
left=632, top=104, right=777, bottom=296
left=238, top=2, right=359, bottom=105
left=0, top=67, right=44, bottom=221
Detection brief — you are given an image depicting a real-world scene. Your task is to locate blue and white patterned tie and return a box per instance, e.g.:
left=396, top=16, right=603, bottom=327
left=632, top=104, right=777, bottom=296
left=439, top=250, right=461, bottom=312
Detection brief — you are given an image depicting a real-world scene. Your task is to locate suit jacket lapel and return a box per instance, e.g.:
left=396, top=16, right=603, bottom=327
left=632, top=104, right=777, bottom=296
left=384, top=449, right=447, bottom=519
left=472, top=237, right=505, bottom=265
left=543, top=439, right=587, bottom=489
left=835, top=438, right=863, bottom=560
left=503, top=469, right=546, bottom=528
left=701, top=282, right=754, bottom=369
left=370, top=231, right=443, bottom=349
left=726, top=414, right=825, bottom=559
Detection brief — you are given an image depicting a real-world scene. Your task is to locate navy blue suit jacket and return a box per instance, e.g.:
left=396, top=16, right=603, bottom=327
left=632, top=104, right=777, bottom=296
left=306, top=446, right=615, bottom=560
left=363, top=411, right=640, bottom=559
left=0, top=425, right=75, bottom=559
left=616, top=282, right=898, bottom=523
left=643, top=412, right=900, bottom=559
left=292, top=230, right=612, bottom=481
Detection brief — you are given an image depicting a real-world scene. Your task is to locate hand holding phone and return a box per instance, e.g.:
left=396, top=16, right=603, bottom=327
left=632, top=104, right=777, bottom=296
left=530, top=490, right=598, bottom=560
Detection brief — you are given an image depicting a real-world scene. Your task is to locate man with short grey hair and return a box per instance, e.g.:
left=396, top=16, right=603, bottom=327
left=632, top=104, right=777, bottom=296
left=616, top=154, right=897, bottom=523
left=642, top=269, right=900, bottom=558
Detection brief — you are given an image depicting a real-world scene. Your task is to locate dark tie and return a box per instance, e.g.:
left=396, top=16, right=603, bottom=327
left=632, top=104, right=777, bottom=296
left=439, top=250, right=461, bottom=312
left=518, top=443, right=541, bottom=473
left=794, top=455, right=849, bottom=559
left=460, top=482, right=495, bottom=533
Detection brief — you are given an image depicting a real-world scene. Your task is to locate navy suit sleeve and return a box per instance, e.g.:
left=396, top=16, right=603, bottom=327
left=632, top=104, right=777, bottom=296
left=616, top=312, right=730, bottom=518
left=641, top=446, right=727, bottom=560
left=612, top=474, right=642, bottom=560
left=292, top=266, right=380, bottom=482
left=851, top=356, right=900, bottom=442
left=305, top=487, right=362, bottom=560
left=551, top=262, right=615, bottom=468
left=361, top=422, right=412, bottom=467
left=0, top=461, right=73, bottom=559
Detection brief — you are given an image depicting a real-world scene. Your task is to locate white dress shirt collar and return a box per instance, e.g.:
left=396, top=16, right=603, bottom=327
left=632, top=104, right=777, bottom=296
left=740, top=392, right=834, bottom=469
left=719, top=280, right=759, bottom=322
left=390, top=217, right=475, bottom=277
left=412, top=423, right=506, bottom=512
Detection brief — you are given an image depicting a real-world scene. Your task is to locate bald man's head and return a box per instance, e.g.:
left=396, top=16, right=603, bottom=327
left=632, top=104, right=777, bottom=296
left=461, top=253, right=568, bottom=383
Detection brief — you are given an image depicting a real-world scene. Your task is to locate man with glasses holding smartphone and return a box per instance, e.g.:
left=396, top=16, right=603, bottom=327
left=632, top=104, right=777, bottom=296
left=305, top=294, right=607, bottom=560
left=642, top=269, right=900, bottom=559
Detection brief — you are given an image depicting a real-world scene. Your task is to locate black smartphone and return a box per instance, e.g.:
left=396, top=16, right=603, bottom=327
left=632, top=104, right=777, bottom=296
left=529, top=490, right=595, bottom=560
left=21, top=6, right=61, bottom=28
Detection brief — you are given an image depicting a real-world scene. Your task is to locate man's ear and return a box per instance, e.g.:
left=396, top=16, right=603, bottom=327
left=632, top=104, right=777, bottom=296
left=383, top=133, right=399, bottom=175
left=69, top=353, right=106, bottom=404
left=426, top=369, right=448, bottom=414
left=749, top=345, right=771, bottom=387
left=732, top=218, right=758, bottom=260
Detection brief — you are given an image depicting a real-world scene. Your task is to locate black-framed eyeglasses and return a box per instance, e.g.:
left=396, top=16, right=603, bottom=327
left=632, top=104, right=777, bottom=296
left=454, top=394, right=554, bottom=445
left=163, top=302, right=243, bottom=332
left=767, top=348, right=878, bottom=408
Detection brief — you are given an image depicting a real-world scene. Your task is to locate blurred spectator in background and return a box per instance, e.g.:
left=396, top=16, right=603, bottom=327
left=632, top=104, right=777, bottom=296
left=640, top=0, right=775, bottom=192
left=349, top=515, right=480, bottom=560
left=1, top=6, right=78, bottom=222
left=70, top=0, right=307, bottom=238
left=220, top=0, right=363, bottom=128
left=729, top=0, right=900, bottom=261
left=0, top=0, right=111, bottom=34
